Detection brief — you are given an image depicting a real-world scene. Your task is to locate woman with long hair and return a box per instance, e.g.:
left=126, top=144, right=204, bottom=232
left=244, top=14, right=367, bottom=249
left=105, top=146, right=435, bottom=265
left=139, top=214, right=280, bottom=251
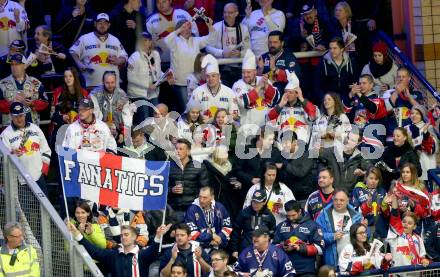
left=243, top=163, right=295, bottom=224
left=50, top=67, right=88, bottom=145
left=339, top=223, right=392, bottom=275
left=203, top=108, right=237, bottom=151
left=332, top=2, right=359, bottom=56
left=186, top=52, right=206, bottom=99
left=311, top=92, right=351, bottom=148
left=177, top=102, right=204, bottom=142
left=70, top=201, right=106, bottom=249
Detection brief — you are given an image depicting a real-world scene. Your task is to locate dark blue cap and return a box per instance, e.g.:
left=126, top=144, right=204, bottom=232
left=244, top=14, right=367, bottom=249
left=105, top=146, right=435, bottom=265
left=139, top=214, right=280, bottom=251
left=10, top=102, right=25, bottom=116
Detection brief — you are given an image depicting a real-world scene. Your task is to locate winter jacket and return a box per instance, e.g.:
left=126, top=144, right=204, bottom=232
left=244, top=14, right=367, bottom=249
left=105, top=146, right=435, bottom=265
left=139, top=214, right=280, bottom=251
left=26, top=41, right=70, bottom=77
left=230, top=206, right=276, bottom=253
left=425, top=223, right=440, bottom=262
left=119, top=141, right=168, bottom=162
left=168, top=158, right=210, bottom=211
left=316, top=203, right=363, bottom=268
left=361, top=62, right=398, bottom=96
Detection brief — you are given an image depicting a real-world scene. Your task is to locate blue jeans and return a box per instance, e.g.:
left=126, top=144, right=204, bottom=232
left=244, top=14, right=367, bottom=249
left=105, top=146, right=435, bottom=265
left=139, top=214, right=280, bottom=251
left=171, top=85, right=188, bottom=115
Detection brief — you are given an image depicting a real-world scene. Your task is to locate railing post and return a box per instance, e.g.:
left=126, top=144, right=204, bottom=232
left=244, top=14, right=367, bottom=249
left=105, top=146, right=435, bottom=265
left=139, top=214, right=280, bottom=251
left=3, top=157, right=16, bottom=222
left=70, top=243, right=84, bottom=277
left=40, top=204, right=53, bottom=276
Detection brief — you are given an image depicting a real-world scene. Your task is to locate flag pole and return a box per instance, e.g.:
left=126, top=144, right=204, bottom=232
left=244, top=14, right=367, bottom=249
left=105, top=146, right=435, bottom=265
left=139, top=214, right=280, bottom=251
left=158, top=207, right=166, bottom=253
left=56, top=146, right=73, bottom=241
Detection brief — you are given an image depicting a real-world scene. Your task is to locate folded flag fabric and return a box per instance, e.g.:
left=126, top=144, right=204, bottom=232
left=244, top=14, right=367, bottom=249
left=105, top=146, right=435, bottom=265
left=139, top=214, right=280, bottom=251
left=58, top=148, right=170, bottom=211
left=395, top=182, right=430, bottom=209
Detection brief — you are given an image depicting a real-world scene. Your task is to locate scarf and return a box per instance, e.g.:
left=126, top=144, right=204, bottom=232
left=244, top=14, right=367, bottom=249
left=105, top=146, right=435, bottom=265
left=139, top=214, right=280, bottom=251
left=311, top=18, right=322, bottom=45
left=221, top=20, right=242, bottom=49
left=207, top=158, right=232, bottom=176
left=368, top=58, right=393, bottom=79
left=79, top=114, right=96, bottom=129
left=389, top=141, right=412, bottom=158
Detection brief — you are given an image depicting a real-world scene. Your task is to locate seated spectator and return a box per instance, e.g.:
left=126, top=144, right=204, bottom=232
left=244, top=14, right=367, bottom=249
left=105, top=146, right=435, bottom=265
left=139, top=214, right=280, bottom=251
left=232, top=224, right=295, bottom=276
left=267, top=72, right=318, bottom=142
left=258, top=31, right=301, bottom=93
left=119, top=129, right=168, bottom=161
left=186, top=53, right=206, bottom=99
left=185, top=186, right=232, bottom=252
left=223, top=270, right=238, bottom=277
left=338, top=223, right=392, bottom=275
left=361, top=41, right=398, bottom=97
left=425, top=221, right=440, bottom=262
left=187, top=55, right=239, bottom=123
left=350, top=167, right=388, bottom=239
left=1, top=102, right=51, bottom=195
left=69, top=13, right=128, bottom=89
left=54, top=0, right=96, bottom=47
left=208, top=250, right=233, bottom=277
left=0, top=40, right=28, bottom=79
left=243, top=163, right=295, bottom=225
left=288, top=4, right=330, bottom=52
left=90, top=71, right=130, bottom=146
left=230, top=190, right=276, bottom=258
left=173, top=0, right=215, bottom=36
left=109, top=0, right=146, bottom=56
left=379, top=127, right=422, bottom=188
left=27, top=25, right=69, bottom=78
left=316, top=189, right=364, bottom=267
left=286, top=0, right=330, bottom=22
left=330, top=1, right=359, bottom=56
left=68, top=222, right=171, bottom=277
left=164, top=18, right=214, bottom=114
left=273, top=200, right=324, bottom=276
left=242, top=0, right=286, bottom=57
left=387, top=193, right=430, bottom=267
left=233, top=49, right=280, bottom=130
left=305, top=167, right=335, bottom=220
left=0, top=53, right=49, bottom=126
left=406, top=105, right=438, bottom=181
left=0, top=0, right=28, bottom=58
left=171, top=262, right=188, bottom=277
left=317, top=265, right=336, bottom=277
left=70, top=201, right=106, bottom=249
left=278, top=130, right=317, bottom=202
left=311, top=92, right=351, bottom=149
left=160, top=223, right=211, bottom=277
left=146, top=0, right=199, bottom=64
left=0, top=222, right=40, bottom=276
left=314, top=37, right=358, bottom=101
left=204, top=145, right=242, bottom=219
left=168, top=138, right=210, bottom=221
left=98, top=207, right=149, bottom=249
left=177, top=102, right=204, bottom=142
left=50, top=67, right=88, bottom=146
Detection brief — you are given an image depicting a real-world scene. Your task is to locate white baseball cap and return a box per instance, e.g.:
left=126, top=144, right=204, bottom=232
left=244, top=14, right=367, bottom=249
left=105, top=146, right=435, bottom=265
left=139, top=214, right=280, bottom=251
left=96, top=13, right=110, bottom=22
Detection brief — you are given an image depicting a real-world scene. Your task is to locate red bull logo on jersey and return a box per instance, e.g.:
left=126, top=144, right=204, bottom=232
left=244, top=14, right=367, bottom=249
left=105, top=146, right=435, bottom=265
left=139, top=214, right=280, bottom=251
left=0, top=17, right=16, bottom=31
left=89, top=52, right=109, bottom=67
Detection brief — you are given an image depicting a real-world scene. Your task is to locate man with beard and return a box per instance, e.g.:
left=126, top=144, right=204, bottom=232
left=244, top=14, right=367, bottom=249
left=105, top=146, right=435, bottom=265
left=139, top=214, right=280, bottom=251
left=232, top=49, right=279, bottom=130
left=258, top=30, right=301, bottom=93
left=273, top=200, right=324, bottom=277
left=90, top=71, right=129, bottom=146
left=70, top=13, right=128, bottom=89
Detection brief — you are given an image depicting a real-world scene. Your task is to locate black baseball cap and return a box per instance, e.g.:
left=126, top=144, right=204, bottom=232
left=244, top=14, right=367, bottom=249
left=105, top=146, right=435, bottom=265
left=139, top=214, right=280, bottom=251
left=252, top=189, right=267, bottom=203
left=78, top=98, right=94, bottom=109
left=10, top=102, right=25, bottom=116
left=252, top=224, right=270, bottom=237
left=10, top=40, right=25, bottom=50
left=9, top=53, right=24, bottom=64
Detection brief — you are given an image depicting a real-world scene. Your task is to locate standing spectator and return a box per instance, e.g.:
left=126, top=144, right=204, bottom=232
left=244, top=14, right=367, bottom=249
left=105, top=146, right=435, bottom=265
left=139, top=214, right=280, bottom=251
left=54, top=0, right=96, bottom=47
left=177, top=102, right=203, bottom=142
left=243, top=163, right=295, bottom=225
left=168, top=138, right=210, bottom=221
left=305, top=167, right=335, bottom=220
left=62, top=98, right=117, bottom=153
left=146, top=0, right=198, bottom=64
left=50, top=67, right=88, bottom=146
left=0, top=0, right=28, bottom=57
left=173, top=0, right=215, bottom=36
left=314, top=37, right=357, bottom=101
left=258, top=31, right=301, bottom=93
left=27, top=25, right=69, bottom=78
left=0, top=53, right=49, bottom=126
left=1, top=102, right=51, bottom=195
left=187, top=55, right=239, bottom=122
left=317, top=265, right=336, bottom=277
left=361, top=41, right=398, bottom=97
left=425, top=221, right=440, bottom=262
left=233, top=49, right=279, bottom=131
left=0, top=222, right=40, bottom=276
left=267, top=72, right=318, bottom=142
left=208, top=250, right=232, bottom=277
left=119, top=129, right=168, bottom=161
left=242, top=0, right=285, bottom=57
left=232, top=224, right=295, bottom=277
left=286, top=0, right=330, bottom=21
left=185, top=186, right=232, bottom=252
left=288, top=4, right=330, bottom=52
left=171, top=263, right=188, bottom=277
left=69, top=13, right=128, bottom=89
left=316, top=189, right=364, bottom=267
left=330, top=2, right=359, bottom=56
left=90, top=71, right=129, bottom=145
left=230, top=190, right=277, bottom=258
left=338, top=223, right=392, bottom=275
left=273, top=200, right=324, bottom=277
left=109, top=0, right=146, bottom=56
left=68, top=222, right=172, bottom=277
left=0, top=39, right=27, bottom=79
left=160, top=223, right=211, bottom=277
left=186, top=53, right=206, bottom=99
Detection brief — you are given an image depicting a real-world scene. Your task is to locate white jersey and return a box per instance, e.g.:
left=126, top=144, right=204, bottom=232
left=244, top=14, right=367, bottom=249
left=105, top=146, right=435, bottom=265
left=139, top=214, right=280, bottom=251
left=146, top=9, right=198, bottom=63
left=242, top=9, right=285, bottom=58
left=232, top=77, right=277, bottom=127
left=69, top=32, right=128, bottom=87
left=188, top=83, right=239, bottom=122
left=1, top=123, right=50, bottom=181
left=127, top=50, right=162, bottom=100
left=0, top=0, right=28, bottom=57
left=206, top=21, right=250, bottom=58
left=62, top=119, right=117, bottom=153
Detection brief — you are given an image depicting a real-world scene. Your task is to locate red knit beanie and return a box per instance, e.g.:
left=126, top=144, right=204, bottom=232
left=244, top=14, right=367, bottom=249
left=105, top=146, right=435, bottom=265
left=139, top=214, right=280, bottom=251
left=372, top=41, right=388, bottom=56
